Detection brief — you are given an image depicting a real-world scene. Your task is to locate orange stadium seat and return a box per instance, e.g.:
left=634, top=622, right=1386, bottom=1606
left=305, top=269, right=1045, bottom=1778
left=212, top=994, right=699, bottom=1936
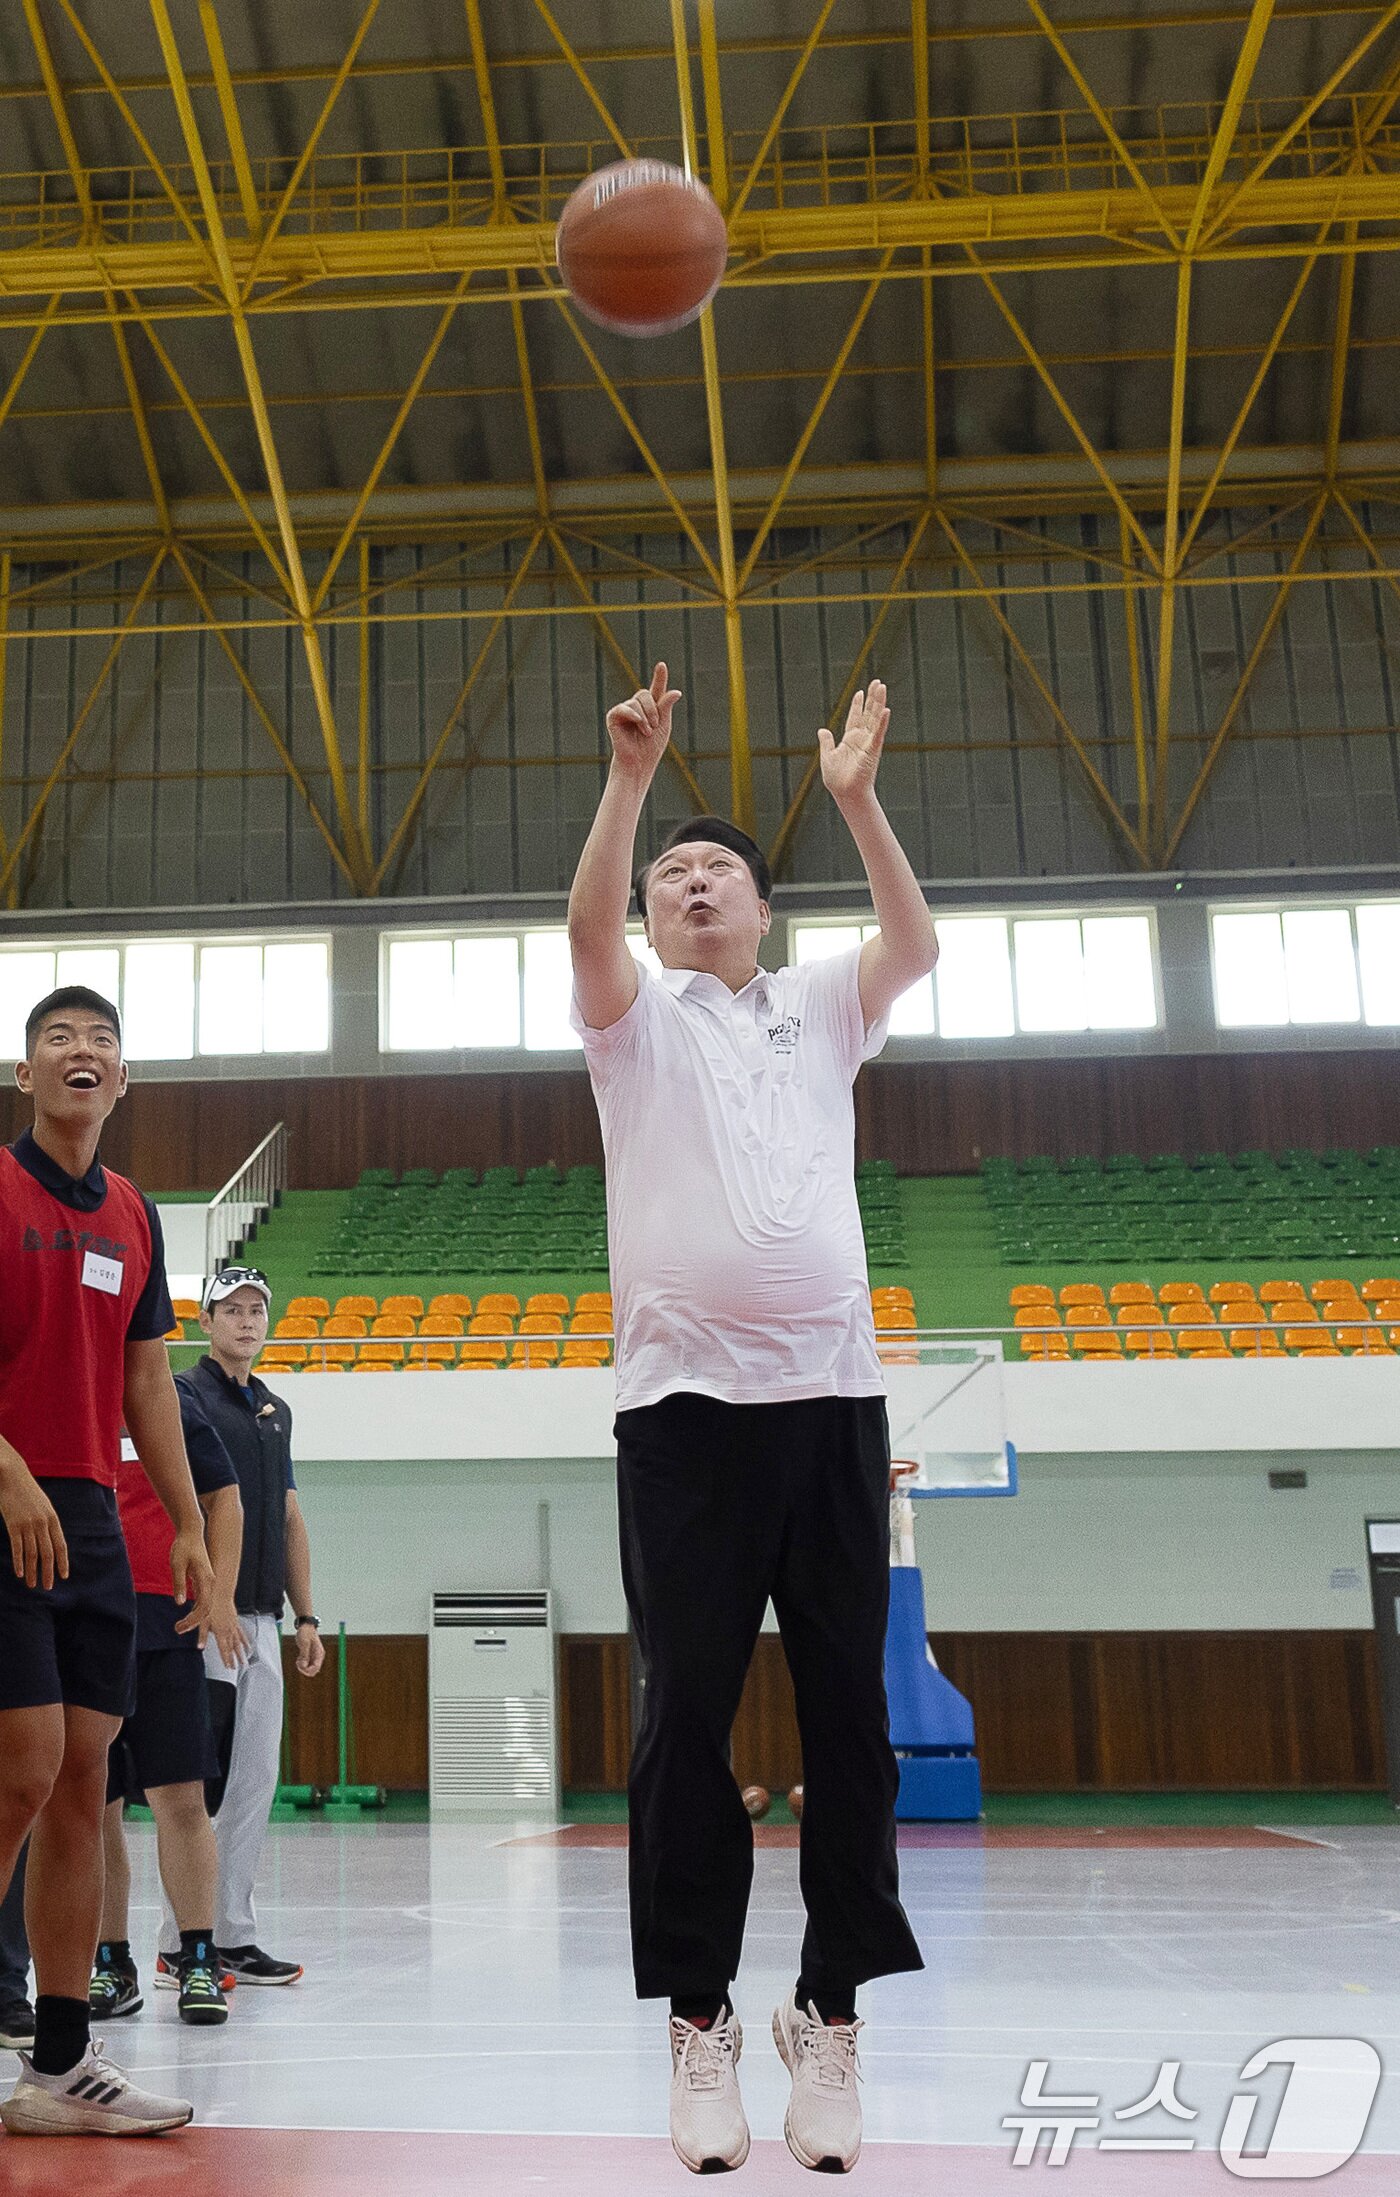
left=874, top=1307, right=916, bottom=1331
left=459, top=1340, right=507, bottom=1367
left=1282, top=1326, right=1328, bottom=1352
left=1167, top=1303, right=1215, bottom=1327
left=275, top=1316, right=320, bottom=1339
left=335, top=1295, right=378, bottom=1320
left=164, top=1322, right=186, bottom=1342
left=1115, top=1303, right=1163, bottom=1326
left=570, top=1312, right=613, bottom=1335
left=1362, top=1277, right=1400, bottom=1303
left=300, top=1361, right=345, bottom=1372
left=371, top=1314, right=416, bottom=1338
left=259, top=1344, right=305, bottom=1368
left=429, top=1293, right=473, bottom=1318
left=1259, top=1280, right=1306, bottom=1305
left=171, top=1297, right=201, bottom=1323
left=381, top=1295, right=424, bottom=1320
left=1019, top=1332, right=1069, bottom=1360
left=872, top=1286, right=915, bottom=1310
left=1072, top=1331, right=1122, bottom=1357
left=1369, top=1298, right=1400, bottom=1324
left=513, top=1337, right=562, bottom=1367
left=1108, top=1282, right=1155, bottom=1308
left=359, top=1341, right=406, bottom=1366
left=1319, top=1299, right=1367, bottom=1326
left=1178, top=1330, right=1230, bottom=1356
left=352, top=1360, right=394, bottom=1372
left=574, top=1292, right=613, bottom=1316
left=1270, top=1299, right=1316, bottom=1324
left=1158, top=1281, right=1206, bottom=1306
left=308, top=1341, right=356, bottom=1367
left=1208, top=1280, right=1254, bottom=1306
left=1310, top=1279, right=1360, bottom=1304
left=526, top=1293, right=570, bottom=1318
left=323, top=1314, right=368, bottom=1338
left=403, top=1360, right=447, bottom=1370
left=561, top=1338, right=611, bottom=1366
left=1015, top=1307, right=1061, bottom=1329
left=1065, top=1305, right=1112, bottom=1329
left=469, top=1313, right=515, bottom=1337
left=408, top=1339, right=457, bottom=1366
left=419, top=1314, right=464, bottom=1337
left=1059, top=1284, right=1105, bottom=1308
left=1123, top=1330, right=1175, bottom=1357
left=1229, top=1327, right=1283, bottom=1355
left=286, top=1296, right=329, bottom=1320
left=477, top=1293, right=521, bottom=1320
left=1008, top=1284, right=1056, bottom=1309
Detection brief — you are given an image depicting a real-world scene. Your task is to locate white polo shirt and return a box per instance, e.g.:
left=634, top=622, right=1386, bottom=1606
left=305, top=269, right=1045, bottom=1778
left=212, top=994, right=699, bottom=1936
left=571, top=947, right=889, bottom=1411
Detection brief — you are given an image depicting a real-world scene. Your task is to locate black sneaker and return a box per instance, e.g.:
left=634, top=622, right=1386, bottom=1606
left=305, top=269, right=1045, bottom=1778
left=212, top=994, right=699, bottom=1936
left=177, top=1951, right=230, bottom=2027
left=0, top=1996, right=34, bottom=2050
left=214, top=1943, right=303, bottom=1986
left=88, top=1946, right=142, bottom=2019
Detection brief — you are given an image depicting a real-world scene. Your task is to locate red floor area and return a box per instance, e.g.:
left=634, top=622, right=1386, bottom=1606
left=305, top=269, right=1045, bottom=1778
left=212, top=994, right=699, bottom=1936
left=520, top=1823, right=1322, bottom=1850
left=0, top=2129, right=1390, bottom=2193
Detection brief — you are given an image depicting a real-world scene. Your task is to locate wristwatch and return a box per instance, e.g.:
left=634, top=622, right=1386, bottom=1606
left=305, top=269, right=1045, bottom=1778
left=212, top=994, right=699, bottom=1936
left=294, top=1614, right=320, bottom=1630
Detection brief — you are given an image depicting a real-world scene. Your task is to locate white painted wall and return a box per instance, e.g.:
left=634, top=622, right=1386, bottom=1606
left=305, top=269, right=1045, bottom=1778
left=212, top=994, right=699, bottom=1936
left=292, top=1447, right=1392, bottom=1637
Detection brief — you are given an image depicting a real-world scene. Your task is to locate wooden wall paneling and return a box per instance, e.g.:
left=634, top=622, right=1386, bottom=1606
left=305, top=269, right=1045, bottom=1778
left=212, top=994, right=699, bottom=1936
left=731, top=1638, right=802, bottom=1794
left=279, top=1630, right=1385, bottom=1794
left=6, top=1049, right=1395, bottom=1193
left=279, top=1635, right=428, bottom=1790
left=559, top=1635, right=632, bottom=1791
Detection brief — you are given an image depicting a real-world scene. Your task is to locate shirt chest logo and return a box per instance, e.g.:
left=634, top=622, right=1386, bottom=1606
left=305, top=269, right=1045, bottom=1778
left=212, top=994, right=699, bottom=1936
left=21, top=1223, right=127, bottom=1262
left=765, top=1013, right=802, bottom=1055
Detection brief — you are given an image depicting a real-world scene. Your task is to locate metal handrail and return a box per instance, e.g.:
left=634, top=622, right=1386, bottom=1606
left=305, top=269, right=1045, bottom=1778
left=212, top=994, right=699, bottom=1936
left=204, top=1122, right=287, bottom=1286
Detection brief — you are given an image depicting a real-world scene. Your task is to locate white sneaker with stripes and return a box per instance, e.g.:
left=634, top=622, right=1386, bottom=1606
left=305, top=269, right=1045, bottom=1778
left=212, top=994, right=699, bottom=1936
left=0, top=2046, right=194, bottom=2136
left=668, top=2008, right=750, bottom=2174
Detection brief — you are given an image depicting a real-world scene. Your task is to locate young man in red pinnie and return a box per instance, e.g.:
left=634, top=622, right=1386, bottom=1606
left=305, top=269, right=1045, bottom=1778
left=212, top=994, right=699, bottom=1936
left=0, top=986, right=215, bottom=2137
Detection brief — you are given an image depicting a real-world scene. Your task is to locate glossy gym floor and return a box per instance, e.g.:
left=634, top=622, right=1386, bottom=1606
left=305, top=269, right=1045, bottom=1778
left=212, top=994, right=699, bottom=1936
left=0, top=1812, right=1396, bottom=2192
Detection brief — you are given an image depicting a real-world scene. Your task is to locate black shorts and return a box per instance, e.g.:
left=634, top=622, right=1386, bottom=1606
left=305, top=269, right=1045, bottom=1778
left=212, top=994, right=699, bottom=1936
left=106, top=1639, right=218, bottom=1805
left=0, top=1479, right=136, bottom=1720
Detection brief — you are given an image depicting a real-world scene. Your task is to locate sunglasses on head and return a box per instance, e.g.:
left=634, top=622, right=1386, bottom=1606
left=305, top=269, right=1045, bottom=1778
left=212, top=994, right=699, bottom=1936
left=210, top=1266, right=269, bottom=1295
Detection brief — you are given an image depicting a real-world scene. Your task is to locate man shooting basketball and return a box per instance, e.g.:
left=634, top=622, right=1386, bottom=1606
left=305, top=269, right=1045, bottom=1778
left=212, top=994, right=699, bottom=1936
left=568, top=666, right=933, bottom=2175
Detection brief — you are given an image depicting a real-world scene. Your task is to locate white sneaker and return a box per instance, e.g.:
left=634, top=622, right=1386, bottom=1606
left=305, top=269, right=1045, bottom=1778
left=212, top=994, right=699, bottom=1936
left=668, top=2008, right=750, bottom=2174
left=0, top=2046, right=194, bottom=2136
left=773, top=1993, right=863, bottom=2173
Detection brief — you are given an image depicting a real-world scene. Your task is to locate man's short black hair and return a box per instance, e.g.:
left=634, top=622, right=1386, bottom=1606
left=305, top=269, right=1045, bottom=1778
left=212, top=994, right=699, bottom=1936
left=634, top=816, right=773, bottom=918
left=25, top=985, right=122, bottom=1056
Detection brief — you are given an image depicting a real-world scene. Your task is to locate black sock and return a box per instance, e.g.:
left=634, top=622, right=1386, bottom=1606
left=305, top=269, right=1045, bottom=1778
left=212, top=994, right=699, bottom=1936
left=796, top=1980, right=857, bottom=2025
left=96, top=1938, right=132, bottom=1970
left=32, top=1995, right=90, bottom=2076
left=179, top=1928, right=214, bottom=1967
left=670, top=1993, right=732, bottom=2029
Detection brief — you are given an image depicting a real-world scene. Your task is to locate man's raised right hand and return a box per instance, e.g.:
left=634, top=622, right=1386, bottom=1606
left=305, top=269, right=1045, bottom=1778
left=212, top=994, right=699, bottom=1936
left=605, top=662, right=682, bottom=788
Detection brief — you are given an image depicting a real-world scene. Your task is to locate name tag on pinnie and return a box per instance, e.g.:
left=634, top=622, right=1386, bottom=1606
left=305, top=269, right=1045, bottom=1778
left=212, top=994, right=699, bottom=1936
left=82, top=1249, right=123, bottom=1295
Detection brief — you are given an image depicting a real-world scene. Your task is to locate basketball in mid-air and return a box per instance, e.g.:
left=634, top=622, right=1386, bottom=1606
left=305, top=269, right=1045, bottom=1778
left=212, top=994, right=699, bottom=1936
left=556, top=159, right=728, bottom=336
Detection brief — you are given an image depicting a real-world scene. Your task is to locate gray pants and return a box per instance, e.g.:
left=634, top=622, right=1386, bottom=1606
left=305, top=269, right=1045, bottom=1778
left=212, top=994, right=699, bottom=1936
left=160, top=1613, right=284, bottom=1955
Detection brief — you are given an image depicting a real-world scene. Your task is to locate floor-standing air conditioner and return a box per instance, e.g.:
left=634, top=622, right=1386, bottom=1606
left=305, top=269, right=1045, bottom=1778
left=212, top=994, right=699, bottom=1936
left=429, top=1591, right=558, bottom=1814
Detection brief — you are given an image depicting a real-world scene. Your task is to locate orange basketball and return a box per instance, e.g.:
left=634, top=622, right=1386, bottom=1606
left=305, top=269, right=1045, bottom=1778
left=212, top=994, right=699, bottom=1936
left=556, top=159, right=728, bottom=337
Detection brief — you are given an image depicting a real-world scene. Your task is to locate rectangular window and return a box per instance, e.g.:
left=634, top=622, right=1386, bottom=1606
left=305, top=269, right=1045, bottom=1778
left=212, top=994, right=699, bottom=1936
left=123, top=942, right=196, bottom=1061
left=264, top=941, right=330, bottom=1053
left=454, top=936, right=521, bottom=1049
left=0, top=951, right=56, bottom=1062
left=385, top=937, right=454, bottom=1051
left=1356, top=902, right=1400, bottom=1027
left=522, top=930, right=583, bottom=1052
left=1082, top=914, right=1158, bottom=1030
left=935, top=917, right=1016, bottom=1039
left=199, top=944, right=264, bottom=1055
left=1212, top=907, right=1364, bottom=1029
left=55, top=946, right=121, bottom=1006
left=1012, top=919, right=1086, bottom=1033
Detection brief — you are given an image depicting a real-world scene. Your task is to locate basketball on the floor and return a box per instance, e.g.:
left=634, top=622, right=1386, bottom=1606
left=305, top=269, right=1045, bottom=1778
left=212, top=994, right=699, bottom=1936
left=788, top=1784, right=804, bottom=1821
left=741, top=1784, right=771, bottom=1820
left=555, top=159, right=728, bottom=336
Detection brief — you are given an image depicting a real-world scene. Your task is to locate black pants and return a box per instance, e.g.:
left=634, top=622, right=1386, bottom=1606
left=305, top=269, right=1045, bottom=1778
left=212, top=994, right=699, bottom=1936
left=616, top=1391, right=924, bottom=2002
